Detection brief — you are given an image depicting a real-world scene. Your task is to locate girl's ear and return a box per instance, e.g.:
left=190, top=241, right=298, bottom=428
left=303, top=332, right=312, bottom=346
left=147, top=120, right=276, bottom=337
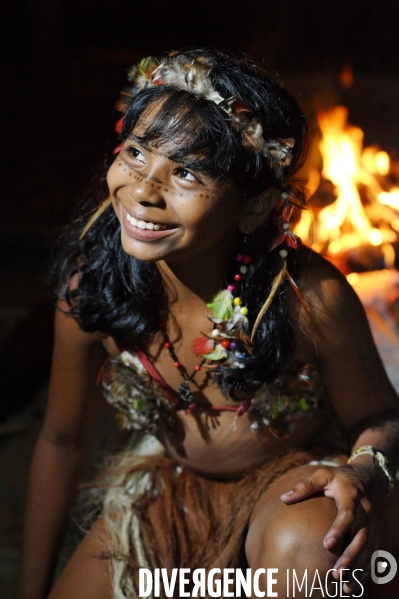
left=238, top=187, right=279, bottom=234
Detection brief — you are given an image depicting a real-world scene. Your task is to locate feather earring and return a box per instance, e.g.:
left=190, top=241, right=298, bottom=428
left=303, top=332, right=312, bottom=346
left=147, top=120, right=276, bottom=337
left=79, top=197, right=112, bottom=240
left=251, top=262, right=287, bottom=342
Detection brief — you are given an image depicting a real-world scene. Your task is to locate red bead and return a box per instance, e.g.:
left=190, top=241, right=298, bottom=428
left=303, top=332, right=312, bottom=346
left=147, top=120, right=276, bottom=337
left=164, top=341, right=172, bottom=348
left=174, top=361, right=181, bottom=368
left=194, top=365, right=201, bottom=371
left=234, top=274, right=242, bottom=281
left=242, top=255, right=252, bottom=264
left=221, top=340, right=231, bottom=349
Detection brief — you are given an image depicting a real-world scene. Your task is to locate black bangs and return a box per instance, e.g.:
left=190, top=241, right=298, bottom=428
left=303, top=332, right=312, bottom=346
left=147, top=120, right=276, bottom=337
left=120, top=86, right=274, bottom=197
left=121, top=87, right=241, bottom=181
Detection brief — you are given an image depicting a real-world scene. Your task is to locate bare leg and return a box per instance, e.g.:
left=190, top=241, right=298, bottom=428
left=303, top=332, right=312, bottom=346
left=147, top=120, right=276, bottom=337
left=48, top=516, right=113, bottom=599
left=245, top=465, right=367, bottom=599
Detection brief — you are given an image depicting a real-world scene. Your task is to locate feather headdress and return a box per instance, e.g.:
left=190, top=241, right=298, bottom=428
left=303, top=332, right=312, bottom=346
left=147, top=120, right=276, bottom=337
left=116, top=53, right=295, bottom=178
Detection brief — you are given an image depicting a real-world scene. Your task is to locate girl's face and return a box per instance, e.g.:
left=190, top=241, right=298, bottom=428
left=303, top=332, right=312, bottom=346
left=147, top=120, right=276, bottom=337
left=107, top=126, right=248, bottom=265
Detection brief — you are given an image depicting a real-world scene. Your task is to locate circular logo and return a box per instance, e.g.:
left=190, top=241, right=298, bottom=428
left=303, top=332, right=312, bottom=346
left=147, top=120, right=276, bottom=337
left=371, top=550, right=397, bottom=585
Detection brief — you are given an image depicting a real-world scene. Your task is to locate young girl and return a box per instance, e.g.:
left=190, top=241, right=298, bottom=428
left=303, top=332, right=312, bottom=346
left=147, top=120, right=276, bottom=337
left=17, top=49, right=399, bottom=599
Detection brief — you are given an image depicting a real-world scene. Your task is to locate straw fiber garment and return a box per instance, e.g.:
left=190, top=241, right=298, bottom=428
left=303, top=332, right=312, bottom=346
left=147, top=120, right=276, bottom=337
left=89, top=439, right=317, bottom=599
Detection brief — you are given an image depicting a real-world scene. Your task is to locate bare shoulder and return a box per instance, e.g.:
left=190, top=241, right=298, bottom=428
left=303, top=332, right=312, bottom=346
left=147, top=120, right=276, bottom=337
left=56, top=275, right=119, bottom=356
left=54, top=298, right=104, bottom=351
left=40, top=299, right=108, bottom=446
left=289, top=245, right=373, bottom=336
left=285, top=246, right=360, bottom=340
left=295, top=246, right=354, bottom=309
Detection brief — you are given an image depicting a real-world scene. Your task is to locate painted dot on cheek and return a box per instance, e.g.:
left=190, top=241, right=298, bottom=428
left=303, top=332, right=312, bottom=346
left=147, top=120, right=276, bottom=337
left=157, top=186, right=161, bottom=190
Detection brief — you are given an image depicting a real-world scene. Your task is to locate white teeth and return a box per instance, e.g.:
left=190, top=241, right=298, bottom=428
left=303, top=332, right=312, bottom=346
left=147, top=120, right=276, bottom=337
left=126, top=213, right=138, bottom=227
left=125, top=210, right=169, bottom=231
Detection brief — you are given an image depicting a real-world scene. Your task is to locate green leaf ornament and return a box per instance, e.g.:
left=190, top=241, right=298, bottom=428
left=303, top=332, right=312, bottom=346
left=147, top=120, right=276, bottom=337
left=132, top=398, right=147, bottom=412
left=206, top=289, right=234, bottom=321
left=298, top=397, right=309, bottom=411
left=202, top=344, right=228, bottom=361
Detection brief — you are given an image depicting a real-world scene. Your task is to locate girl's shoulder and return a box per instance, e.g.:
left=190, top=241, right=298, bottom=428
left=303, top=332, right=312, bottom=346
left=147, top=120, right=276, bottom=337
left=289, top=245, right=368, bottom=343
left=295, top=245, right=355, bottom=309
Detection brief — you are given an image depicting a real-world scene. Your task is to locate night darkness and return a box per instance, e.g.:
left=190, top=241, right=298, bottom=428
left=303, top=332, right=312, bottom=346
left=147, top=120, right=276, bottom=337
left=0, top=1, right=399, bottom=593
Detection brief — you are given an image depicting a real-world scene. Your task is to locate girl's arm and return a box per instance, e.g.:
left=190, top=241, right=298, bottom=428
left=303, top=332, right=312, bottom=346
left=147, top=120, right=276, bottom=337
left=281, top=255, right=399, bottom=586
left=15, top=301, right=107, bottom=599
left=307, top=255, right=399, bottom=469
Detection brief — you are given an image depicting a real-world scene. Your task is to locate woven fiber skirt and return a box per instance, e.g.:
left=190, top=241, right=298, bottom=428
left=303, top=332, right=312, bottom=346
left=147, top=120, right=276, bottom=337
left=82, top=436, right=320, bottom=599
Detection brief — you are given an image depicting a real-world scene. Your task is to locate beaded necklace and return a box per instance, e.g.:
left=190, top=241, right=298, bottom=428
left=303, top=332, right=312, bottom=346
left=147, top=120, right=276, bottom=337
left=161, top=253, right=252, bottom=409
left=160, top=328, right=206, bottom=409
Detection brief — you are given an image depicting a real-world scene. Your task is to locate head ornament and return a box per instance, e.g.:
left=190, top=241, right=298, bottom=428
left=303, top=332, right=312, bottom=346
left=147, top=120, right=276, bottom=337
left=117, top=53, right=295, bottom=179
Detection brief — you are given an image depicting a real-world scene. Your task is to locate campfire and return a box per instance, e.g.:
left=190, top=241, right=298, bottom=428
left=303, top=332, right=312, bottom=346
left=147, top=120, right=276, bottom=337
left=295, top=105, right=399, bottom=350
left=296, top=105, right=399, bottom=270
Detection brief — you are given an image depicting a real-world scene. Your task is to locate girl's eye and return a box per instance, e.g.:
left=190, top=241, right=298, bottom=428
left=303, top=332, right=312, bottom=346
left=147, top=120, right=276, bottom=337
left=126, top=146, right=145, bottom=162
left=174, top=168, right=198, bottom=182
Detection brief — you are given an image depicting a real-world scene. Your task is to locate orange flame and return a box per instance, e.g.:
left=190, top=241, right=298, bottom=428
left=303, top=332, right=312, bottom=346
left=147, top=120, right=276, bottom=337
left=297, top=106, right=398, bottom=255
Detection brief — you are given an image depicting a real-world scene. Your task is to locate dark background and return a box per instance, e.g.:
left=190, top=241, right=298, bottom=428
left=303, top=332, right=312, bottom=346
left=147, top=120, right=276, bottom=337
left=1, top=0, right=399, bottom=417
left=1, top=2, right=399, bottom=594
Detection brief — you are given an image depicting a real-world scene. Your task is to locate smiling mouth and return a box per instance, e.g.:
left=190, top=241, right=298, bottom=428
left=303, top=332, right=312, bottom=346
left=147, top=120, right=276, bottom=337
left=125, top=212, right=175, bottom=231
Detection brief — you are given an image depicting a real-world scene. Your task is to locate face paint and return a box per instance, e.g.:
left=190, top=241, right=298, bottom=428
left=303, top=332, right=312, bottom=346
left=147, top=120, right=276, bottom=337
left=108, top=135, right=245, bottom=265
left=118, top=159, right=215, bottom=201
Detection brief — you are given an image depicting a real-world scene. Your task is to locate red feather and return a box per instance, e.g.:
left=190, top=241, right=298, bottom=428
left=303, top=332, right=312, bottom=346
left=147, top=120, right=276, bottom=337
left=269, top=230, right=299, bottom=251
left=113, top=143, right=124, bottom=155
left=285, top=231, right=299, bottom=249
left=192, top=337, right=215, bottom=356
left=115, top=116, right=124, bottom=133
left=269, top=233, right=285, bottom=251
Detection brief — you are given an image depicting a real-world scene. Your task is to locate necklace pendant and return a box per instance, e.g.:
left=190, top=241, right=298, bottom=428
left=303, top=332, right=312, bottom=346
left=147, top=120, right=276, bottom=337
left=178, top=381, right=195, bottom=406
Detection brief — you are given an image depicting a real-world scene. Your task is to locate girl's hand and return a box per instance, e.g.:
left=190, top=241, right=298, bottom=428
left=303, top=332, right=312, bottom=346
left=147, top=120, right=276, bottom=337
left=280, top=463, right=389, bottom=592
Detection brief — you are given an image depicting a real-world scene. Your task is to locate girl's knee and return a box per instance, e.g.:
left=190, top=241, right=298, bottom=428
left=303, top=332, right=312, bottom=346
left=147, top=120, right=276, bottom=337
left=246, top=496, right=339, bottom=575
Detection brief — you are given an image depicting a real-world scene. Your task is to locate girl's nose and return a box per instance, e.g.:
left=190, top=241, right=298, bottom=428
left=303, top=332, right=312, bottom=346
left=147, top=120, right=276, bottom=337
left=128, top=177, right=166, bottom=207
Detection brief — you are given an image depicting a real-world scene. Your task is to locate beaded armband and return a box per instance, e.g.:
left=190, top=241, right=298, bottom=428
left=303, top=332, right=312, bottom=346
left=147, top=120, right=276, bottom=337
left=348, top=445, right=395, bottom=496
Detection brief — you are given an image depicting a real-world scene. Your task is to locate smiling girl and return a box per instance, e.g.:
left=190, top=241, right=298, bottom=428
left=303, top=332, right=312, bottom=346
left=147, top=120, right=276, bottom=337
left=17, top=49, right=399, bottom=599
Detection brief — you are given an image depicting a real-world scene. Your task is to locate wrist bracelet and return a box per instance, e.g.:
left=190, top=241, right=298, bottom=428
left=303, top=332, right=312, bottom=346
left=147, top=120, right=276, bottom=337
left=348, top=445, right=395, bottom=496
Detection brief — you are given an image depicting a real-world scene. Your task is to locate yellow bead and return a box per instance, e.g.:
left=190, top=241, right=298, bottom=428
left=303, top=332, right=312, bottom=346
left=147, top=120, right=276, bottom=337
left=233, top=297, right=242, bottom=306
left=239, top=306, right=249, bottom=316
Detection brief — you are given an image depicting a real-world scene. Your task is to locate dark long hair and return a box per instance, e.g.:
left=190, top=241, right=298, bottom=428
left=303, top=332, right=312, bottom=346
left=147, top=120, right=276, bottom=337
left=52, top=48, right=308, bottom=398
